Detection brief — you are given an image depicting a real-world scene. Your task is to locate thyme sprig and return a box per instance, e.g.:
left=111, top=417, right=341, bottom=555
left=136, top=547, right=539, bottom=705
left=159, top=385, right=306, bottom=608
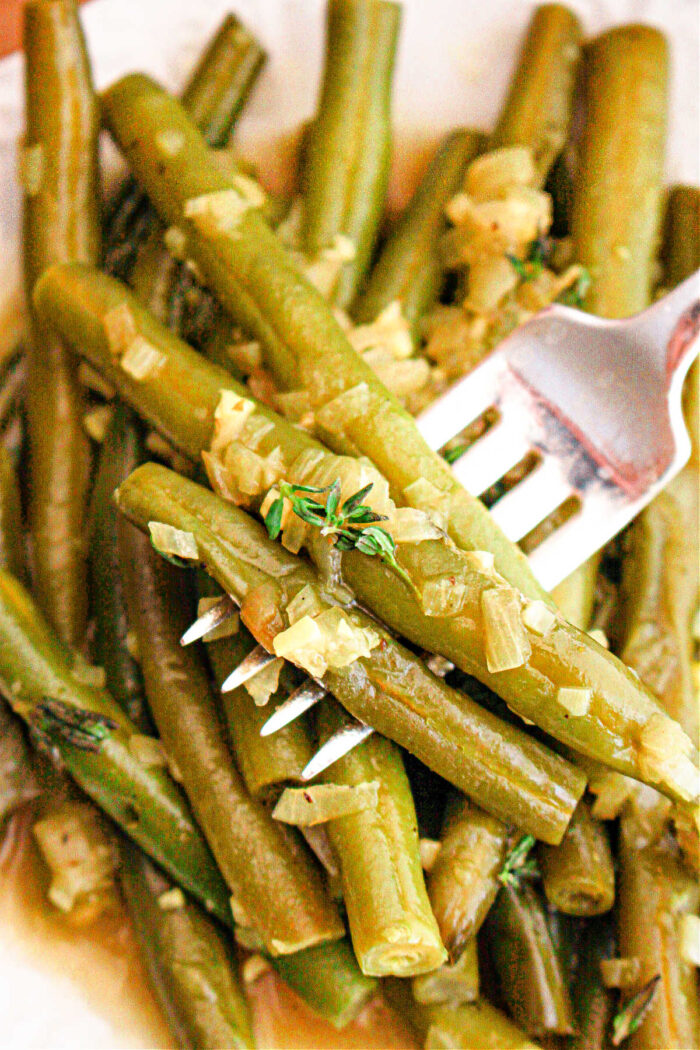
left=498, top=833, right=540, bottom=888
left=507, top=234, right=552, bottom=283
left=264, top=480, right=414, bottom=590
left=612, top=975, right=661, bottom=1045
left=558, top=266, right=591, bottom=308
left=31, top=698, right=117, bottom=753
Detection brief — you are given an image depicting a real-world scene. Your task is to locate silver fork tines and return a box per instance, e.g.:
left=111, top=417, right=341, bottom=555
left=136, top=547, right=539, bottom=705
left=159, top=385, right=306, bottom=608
left=300, top=721, right=374, bottom=781
left=220, top=643, right=277, bottom=693
left=260, top=679, right=327, bottom=736
left=180, top=593, right=239, bottom=646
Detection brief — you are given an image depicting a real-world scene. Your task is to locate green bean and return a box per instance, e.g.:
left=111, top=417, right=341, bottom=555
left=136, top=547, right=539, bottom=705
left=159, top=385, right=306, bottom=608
left=662, top=185, right=700, bottom=291
left=484, top=881, right=575, bottom=1037
left=105, top=13, right=266, bottom=278
left=550, top=556, right=600, bottom=632
left=489, top=4, right=582, bottom=184
left=352, top=130, right=484, bottom=331
left=206, top=619, right=313, bottom=800
left=617, top=811, right=700, bottom=1050
left=571, top=26, right=668, bottom=318
left=426, top=794, right=507, bottom=961
left=300, top=0, right=401, bottom=308
left=114, top=462, right=586, bottom=843
left=0, top=347, right=26, bottom=435
left=1, top=698, right=40, bottom=832
left=120, top=840, right=254, bottom=1050
left=118, top=518, right=343, bottom=955
left=0, top=568, right=231, bottom=920
left=315, top=698, right=446, bottom=977
left=538, top=797, right=614, bottom=916
left=0, top=444, right=25, bottom=583
left=129, top=223, right=181, bottom=327
left=23, top=0, right=99, bottom=650
left=36, top=267, right=699, bottom=806
left=273, top=940, right=377, bottom=1030
left=411, top=937, right=479, bottom=1005
left=567, top=917, right=615, bottom=1050
left=99, top=73, right=549, bottom=602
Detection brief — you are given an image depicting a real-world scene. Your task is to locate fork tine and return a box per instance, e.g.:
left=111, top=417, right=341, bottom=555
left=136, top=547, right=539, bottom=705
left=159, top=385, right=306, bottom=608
left=488, top=456, right=573, bottom=541
left=450, top=421, right=531, bottom=496
left=220, top=644, right=277, bottom=693
left=180, top=593, right=238, bottom=646
left=416, top=353, right=503, bottom=451
left=260, top=679, right=327, bottom=736
left=300, top=721, right=374, bottom=781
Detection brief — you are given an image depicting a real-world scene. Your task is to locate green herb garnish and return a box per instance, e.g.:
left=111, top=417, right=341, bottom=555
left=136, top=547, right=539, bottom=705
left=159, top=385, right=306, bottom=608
left=31, top=698, right=117, bottom=753
left=507, top=235, right=552, bottom=283
left=443, top=443, right=469, bottom=465
left=264, top=480, right=414, bottom=590
left=558, top=267, right=591, bottom=308
left=498, top=833, right=540, bottom=888
left=612, top=975, right=660, bottom=1045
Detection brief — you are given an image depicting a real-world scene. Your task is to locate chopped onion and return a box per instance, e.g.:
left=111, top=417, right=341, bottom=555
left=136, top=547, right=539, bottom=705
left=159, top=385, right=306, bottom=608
left=148, top=522, right=199, bottom=562
left=600, top=958, right=641, bottom=988
left=588, top=628, right=609, bottom=649
left=680, top=914, right=700, bottom=967
left=465, top=146, right=537, bottom=201
left=402, top=477, right=451, bottom=530
left=120, top=337, right=166, bottom=381
left=481, top=587, right=532, bottom=672
left=210, top=391, right=256, bottom=455
left=226, top=339, right=263, bottom=374
left=272, top=781, right=380, bottom=826
left=286, top=585, right=324, bottom=626
left=242, top=955, right=271, bottom=984
left=19, top=141, right=44, bottom=196
left=229, top=895, right=253, bottom=927
left=588, top=770, right=635, bottom=820
left=464, top=255, right=518, bottom=312
left=232, top=173, right=267, bottom=208
left=155, top=128, right=185, bottom=156
left=385, top=508, right=443, bottom=545
left=158, top=887, right=186, bottom=911
left=419, top=838, right=442, bottom=872
left=33, top=803, right=118, bottom=913
left=184, top=188, right=254, bottom=236
left=83, top=404, right=114, bottom=443
left=163, top=225, right=187, bottom=259
left=421, top=575, right=468, bottom=617
left=464, top=550, right=496, bottom=575
left=103, top=302, right=138, bottom=357
left=244, top=657, right=284, bottom=706
left=556, top=686, right=592, bottom=716
left=348, top=300, right=413, bottom=360
left=273, top=608, right=379, bottom=678
left=128, top=734, right=167, bottom=768
left=315, top=382, right=371, bottom=441
left=70, top=655, right=106, bottom=689
left=521, top=599, right=557, bottom=637
left=638, top=713, right=699, bottom=802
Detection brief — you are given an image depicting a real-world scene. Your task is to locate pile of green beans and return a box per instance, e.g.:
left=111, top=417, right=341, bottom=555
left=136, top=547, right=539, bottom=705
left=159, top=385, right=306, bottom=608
left=3, top=2, right=699, bottom=1048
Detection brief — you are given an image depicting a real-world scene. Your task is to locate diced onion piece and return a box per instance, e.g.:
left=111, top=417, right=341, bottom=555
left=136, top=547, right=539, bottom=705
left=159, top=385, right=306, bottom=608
left=222, top=444, right=286, bottom=501
left=419, top=838, right=442, bottom=872
left=403, top=477, right=451, bottom=530
left=120, top=337, right=166, bottom=381
left=103, top=302, right=138, bottom=357
left=315, top=382, right=371, bottom=441
left=128, top=734, right=167, bottom=768
left=244, top=656, right=284, bottom=706
left=588, top=771, right=635, bottom=820
left=680, top=914, right=700, bottom=967
left=556, top=686, right=592, bottom=717
left=33, top=803, right=118, bottom=913
left=465, top=146, right=537, bottom=201
left=385, top=508, right=443, bottom=545
left=623, top=782, right=672, bottom=850
left=195, top=597, right=240, bottom=641
left=242, top=955, right=271, bottom=984
left=304, top=234, right=357, bottom=297
left=229, top=896, right=253, bottom=927
left=349, top=301, right=413, bottom=360
left=638, top=713, right=699, bottom=802
left=158, top=888, right=186, bottom=911
left=227, top=340, right=262, bottom=374
left=164, top=225, right=187, bottom=259
left=126, top=629, right=140, bottom=662
left=83, top=404, right=114, bottom=443
left=286, top=585, right=324, bottom=626
left=184, top=188, right=254, bottom=236
left=464, top=255, right=518, bottom=312
left=522, top=599, right=557, bottom=636
left=600, top=958, right=642, bottom=988
left=232, top=173, right=267, bottom=208
left=19, top=142, right=44, bottom=195
left=588, top=628, right=609, bottom=649
left=202, top=450, right=237, bottom=503
left=481, top=587, right=532, bottom=672
left=148, top=522, right=199, bottom=561
left=70, top=655, right=106, bottom=689
left=272, top=781, right=380, bottom=826
left=421, top=575, right=468, bottom=617
left=210, top=390, right=256, bottom=455
left=464, top=550, right=496, bottom=575
left=155, top=128, right=185, bottom=156
left=273, top=609, right=379, bottom=678
left=276, top=389, right=313, bottom=425
left=425, top=654, right=455, bottom=677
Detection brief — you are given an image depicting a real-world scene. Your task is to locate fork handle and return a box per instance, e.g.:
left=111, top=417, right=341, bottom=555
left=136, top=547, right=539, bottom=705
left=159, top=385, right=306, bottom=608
left=636, top=270, right=700, bottom=381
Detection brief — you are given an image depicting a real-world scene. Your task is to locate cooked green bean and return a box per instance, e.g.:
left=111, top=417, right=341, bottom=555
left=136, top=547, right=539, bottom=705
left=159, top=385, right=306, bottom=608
left=568, top=917, right=616, bottom=1050
left=300, top=0, right=401, bottom=308
left=411, top=937, right=479, bottom=1006
left=114, top=461, right=586, bottom=843
left=0, top=698, right=40, bottom=831
left=35, top=265, right=699, bottom=806
left=617, top=810, right=700, bottom=1050
left=571, top=26, right=668, bottom=318
left=120, top=840, right=254, bottom=1050
left=105, top=13, right=266, bottom=279
left=273, top=940, right=377, bottom=1030
left=0, top=444, right=25, bottom=583
left=538, top=797, right=615, bottom=916
left=23, top=0, right=99, bottom=650
left=129, top=224, right=180, bottom=327
left=0, top=568, right=231, bottom=920
left=118, top=518, right=343, bottom=955
left=662, top=185, right=700, bottom=290
left=550, top=556, right=600, bottom=632
left=484, top=881, right=575, bottom=1037
left=315, top=698, right=446, bottom=976
left=206, top=616, right=313, bottom=799
left=426, top=794, right=507, bottom=961
left=489, top=4, right=582, bottom=184
left=352, top=129, right=484, bottom=331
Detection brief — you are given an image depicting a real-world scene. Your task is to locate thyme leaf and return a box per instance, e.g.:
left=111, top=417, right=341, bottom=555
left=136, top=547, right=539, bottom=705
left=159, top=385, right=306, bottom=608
left=31, top=698, right=117, bottom=753
left=498, top=833, right=540, bottom=888
left=612, top=975, right=661, bottom=1045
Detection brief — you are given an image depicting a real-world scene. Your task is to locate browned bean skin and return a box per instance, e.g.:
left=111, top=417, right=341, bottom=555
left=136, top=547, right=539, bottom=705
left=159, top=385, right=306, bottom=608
left=538, top=797, right=614, bottom=916
left=23, top=0, right=99, bottom=648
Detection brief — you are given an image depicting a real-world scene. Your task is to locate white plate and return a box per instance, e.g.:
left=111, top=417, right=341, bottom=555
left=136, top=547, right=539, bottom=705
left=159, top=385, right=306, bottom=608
left=0, top=1, right=697, bottom=1045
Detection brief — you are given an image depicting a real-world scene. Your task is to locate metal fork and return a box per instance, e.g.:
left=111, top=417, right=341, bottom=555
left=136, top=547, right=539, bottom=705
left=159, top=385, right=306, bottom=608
left=184, top=273, right=700, bottom=776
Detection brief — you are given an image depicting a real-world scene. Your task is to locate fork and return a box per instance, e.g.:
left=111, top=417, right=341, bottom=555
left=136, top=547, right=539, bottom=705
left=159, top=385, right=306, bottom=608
left=183, top=272, right=700, bottom=776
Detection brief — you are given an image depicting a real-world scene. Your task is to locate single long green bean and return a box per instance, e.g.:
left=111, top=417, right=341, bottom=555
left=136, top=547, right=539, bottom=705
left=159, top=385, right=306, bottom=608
left=571, top=26, right=668, bottom=318
left=118, top=518, right=343, bottom=956
left=426, top=794, right=508, bottom=961
left=0, top=568, right=231, bottom=920
left=662, top=185, right=700, bottom=290
left=489, top=4, right=582, bottom=184
left=411, top=937, right=479, bottom=1006
left=23, top=0, right=98, bottom=650
left=315, top=698, right=446, bottom=977
left=300, top=0, right=401, bottom=308
left=273, top=940, right=377, bottom=1030
left=484, top=881, right=575, bottom=1037
left=0, top=444, right=25, bottom=582
left=567, top=917, right=616, bottom=1050
left=114, top=462, right=586, bottom=843
left=120, top=840, right=254, bottom=1050
left=352, top=129, right=484, bottom=330
left=538, top=797, right=615, bottom=916
left=34, top=265, right=700, bottom=806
